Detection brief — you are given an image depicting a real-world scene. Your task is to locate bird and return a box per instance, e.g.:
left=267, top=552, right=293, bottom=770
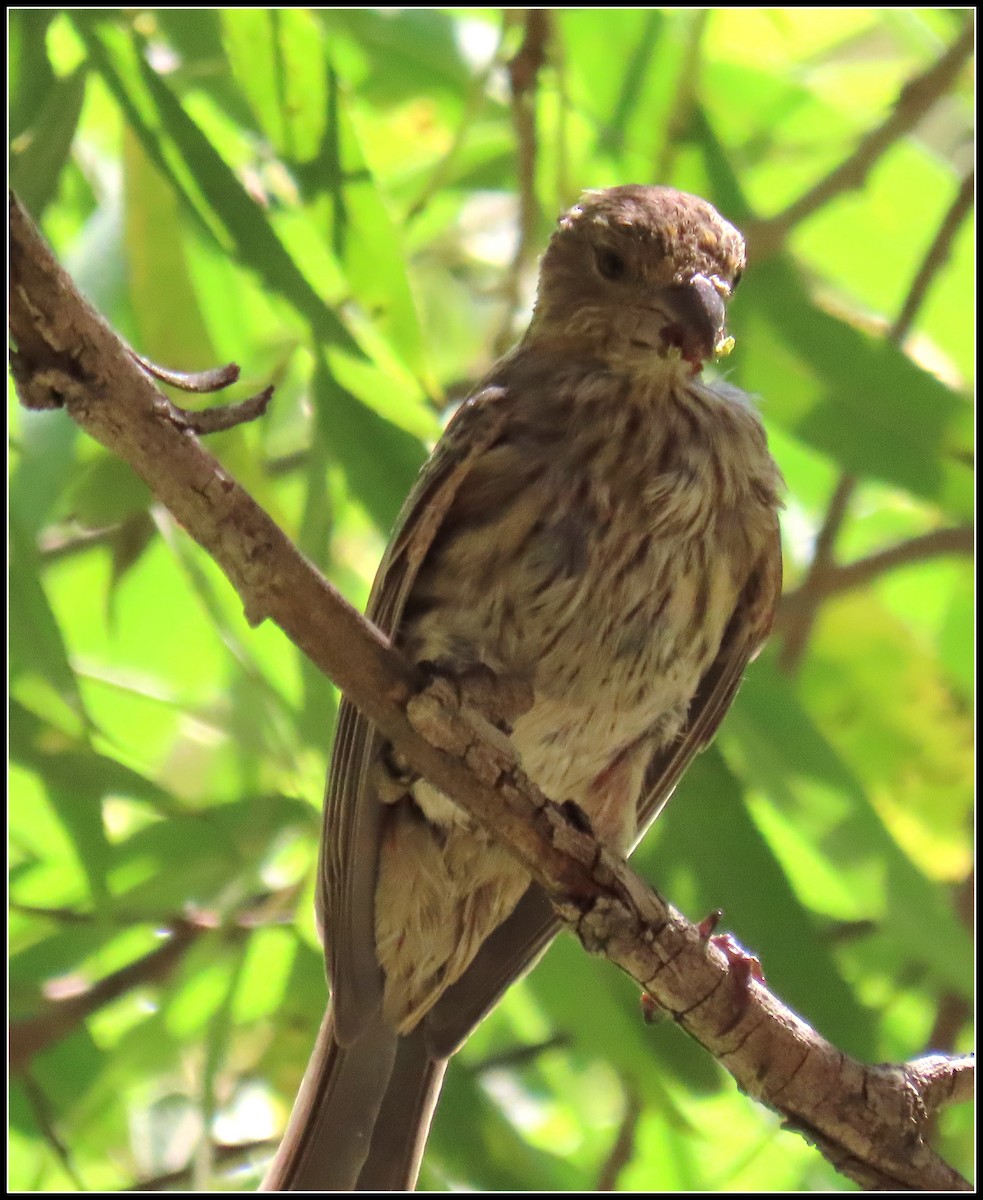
left=262, top=184, right=784, bottom=1191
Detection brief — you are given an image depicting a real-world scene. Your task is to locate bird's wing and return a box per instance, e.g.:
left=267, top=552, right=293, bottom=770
left=633, top=519, right=783, bottom=841
left=320, top=385, right=514, bottom=1045
left=422, top=523, right=783, bottom=1058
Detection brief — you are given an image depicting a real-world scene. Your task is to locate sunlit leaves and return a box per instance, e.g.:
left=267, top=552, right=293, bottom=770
left=8, top=7, right=972, bottom=1192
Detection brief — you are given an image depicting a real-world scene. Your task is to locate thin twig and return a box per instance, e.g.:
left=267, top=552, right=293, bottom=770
left=749, top=18, right=974, bottom=258
left=777, top=158, right=975, bottom=671
left=10, top=888, right=301, bottom=1070
left=39, top=522, right=120, bottom=561
left=9, top=920, right=208, bottom=1072
left=22, top=1075, right=87, bottom=1190
left=407, top=28, right=505, bottom=222
left=469, top=1033, right=571, bottom=1074
left=168, top=385, right=275, bottom=434
left=595, top=1082, right=643, bottom=1191
left=494, top=9, right=550, bottom=354
left=922, top=866, right=974, bottom=1141
left=893, top=169, right=974, bottom=344
left=654, top=9, right=710, bottom=183
left=778, top=472, right=857, bottom=671
left=774, top=525, right=973, bottom=629
left=129, top=352, right=241, bottom=393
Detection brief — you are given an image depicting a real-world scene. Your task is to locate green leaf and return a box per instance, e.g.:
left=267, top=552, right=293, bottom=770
left=727, top=661, right=973, bottom=999
left=72, top=13, right=357, bottom=349
left=8, top=9, right=58, bottom=141
left=8, top=519, right=87, bottom=725
left=220, top=10, right=328, bottom=163
left=10, top=65, right=88, bottom=219
left=312, top=351, right=426, bottom=533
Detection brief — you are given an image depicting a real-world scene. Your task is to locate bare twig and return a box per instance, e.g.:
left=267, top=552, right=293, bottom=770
left=407, top=28, right=505, bottom=222
left=778, top=472, right=857, bottom=671
left=129, top=352, right=241, bottom=393
left=39, top=522, right=120, bottom=561
left=132, top=349, right=275, bottom=432
left=22, top=1075, right=87, bottom=1190
left=893, top=169, right=974, bottom=344
left=9, top=886, right=301, bottom=1071
left=749, top=17, right=973, bottom=258
left=9, top=190, right=973, bottom=1191
left=907, top=1054, right=975, bottom=1113
left=470, top=1034, right=571, bottom=1074
left=654, top=9, right=710, bottom=183
left=777, top=158, right=974, bottom=671
left=9, top=920, right=207, bottom=1072
left=595, top=1082, right=643, bottom=1191
left=922, top=866, right=974, bottom=1141
left=167, top=385, right=275, bottom=434
left=10, top=902, right=121, bottom=924
left=774, top=524, right=973, bottom=630
left=495, top=9, right=550, bottom=354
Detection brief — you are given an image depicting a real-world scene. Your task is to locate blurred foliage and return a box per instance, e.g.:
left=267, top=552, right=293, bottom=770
left=8, top=8, right=974, bottom=1192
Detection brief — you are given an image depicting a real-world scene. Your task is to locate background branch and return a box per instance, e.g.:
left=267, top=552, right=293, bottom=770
left=774, top=524, right=973, bottom=630
left=128, top=1139, right=281, bottom=1192
left=10, top=919, right=209, bottom=1072
left=777, top=158, right=975, bottom=672
left=495, top=8, right=550, bottom=354
left=595, top=1082, right=643, bottom=1191
left=9, top=886, right=300, bottom=1073
left=748, top=18, right=974, bottom=258
left=9, top=192, right=972, bottom=1191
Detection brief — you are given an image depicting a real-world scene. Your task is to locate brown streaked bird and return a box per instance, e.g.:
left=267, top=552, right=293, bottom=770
left=263, top=185, right=784, bottom=1191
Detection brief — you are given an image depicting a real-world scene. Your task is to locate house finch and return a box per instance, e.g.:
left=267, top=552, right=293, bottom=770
left=263, top=185, right=783, bottom=1190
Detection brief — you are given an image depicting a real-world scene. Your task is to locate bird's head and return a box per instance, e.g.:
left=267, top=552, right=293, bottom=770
left=528, top=185, right=746, bottom=376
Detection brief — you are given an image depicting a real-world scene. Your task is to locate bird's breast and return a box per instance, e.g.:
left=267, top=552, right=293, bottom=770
left=403, top=376, right=779, bottom=842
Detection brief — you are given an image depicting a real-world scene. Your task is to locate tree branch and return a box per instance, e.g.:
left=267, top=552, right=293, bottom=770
left=749, top=17, right=974, bottom=258
left=9, top=191, right=972, bottom=1191
left=654, top=9, right=710, bottom=183
left=595, top=1082, right=642, bottom=1191
left=893, top=169, right=974, bottom=345
left=494, top=8, right=550, bottom=354
left=778, top=471, right=857, bottom=671
left=21, top=1075, right=87, bottom=1190
left=9, top=919, right=208, bottom=1072
left=774, top=524, right=973, bottom=629
left=9, top=887, right=302, bottom=1072
left=776, top=156, right=974, bottom=670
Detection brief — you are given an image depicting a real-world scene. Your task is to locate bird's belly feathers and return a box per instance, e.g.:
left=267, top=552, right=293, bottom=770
left=503, top=513, right=741, bottom=847
left=408, top=477, right=744, bottom=848
left=402, top=379, right=777, bottom=848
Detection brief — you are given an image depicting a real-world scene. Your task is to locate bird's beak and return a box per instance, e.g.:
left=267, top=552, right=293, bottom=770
left=660, top=274, right=731, bottom=370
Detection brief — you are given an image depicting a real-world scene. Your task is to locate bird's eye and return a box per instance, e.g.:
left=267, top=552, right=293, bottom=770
left=595, top=247, right=628, bottom=282
left=731, top=267, right=744, bottom=291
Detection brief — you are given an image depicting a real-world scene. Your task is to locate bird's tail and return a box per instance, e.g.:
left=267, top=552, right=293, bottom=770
left=261, top=1008, right=447, bottom=1191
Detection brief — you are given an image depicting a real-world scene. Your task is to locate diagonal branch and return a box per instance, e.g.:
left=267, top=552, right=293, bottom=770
left=774, top=524, right=973, bottom=629
left=893, top=168, right=974, bottom=345
left=8, top=191, right=972, bottom=1191
left=749, top=17, right=974, bottom=258
left=128, top=1138, right=282, bottom=1191
left=9, top=919, right=208, bottom=1072
left=777, top=162, right=975, bottom=672
left=9, top=887, right=303, bottom=1072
